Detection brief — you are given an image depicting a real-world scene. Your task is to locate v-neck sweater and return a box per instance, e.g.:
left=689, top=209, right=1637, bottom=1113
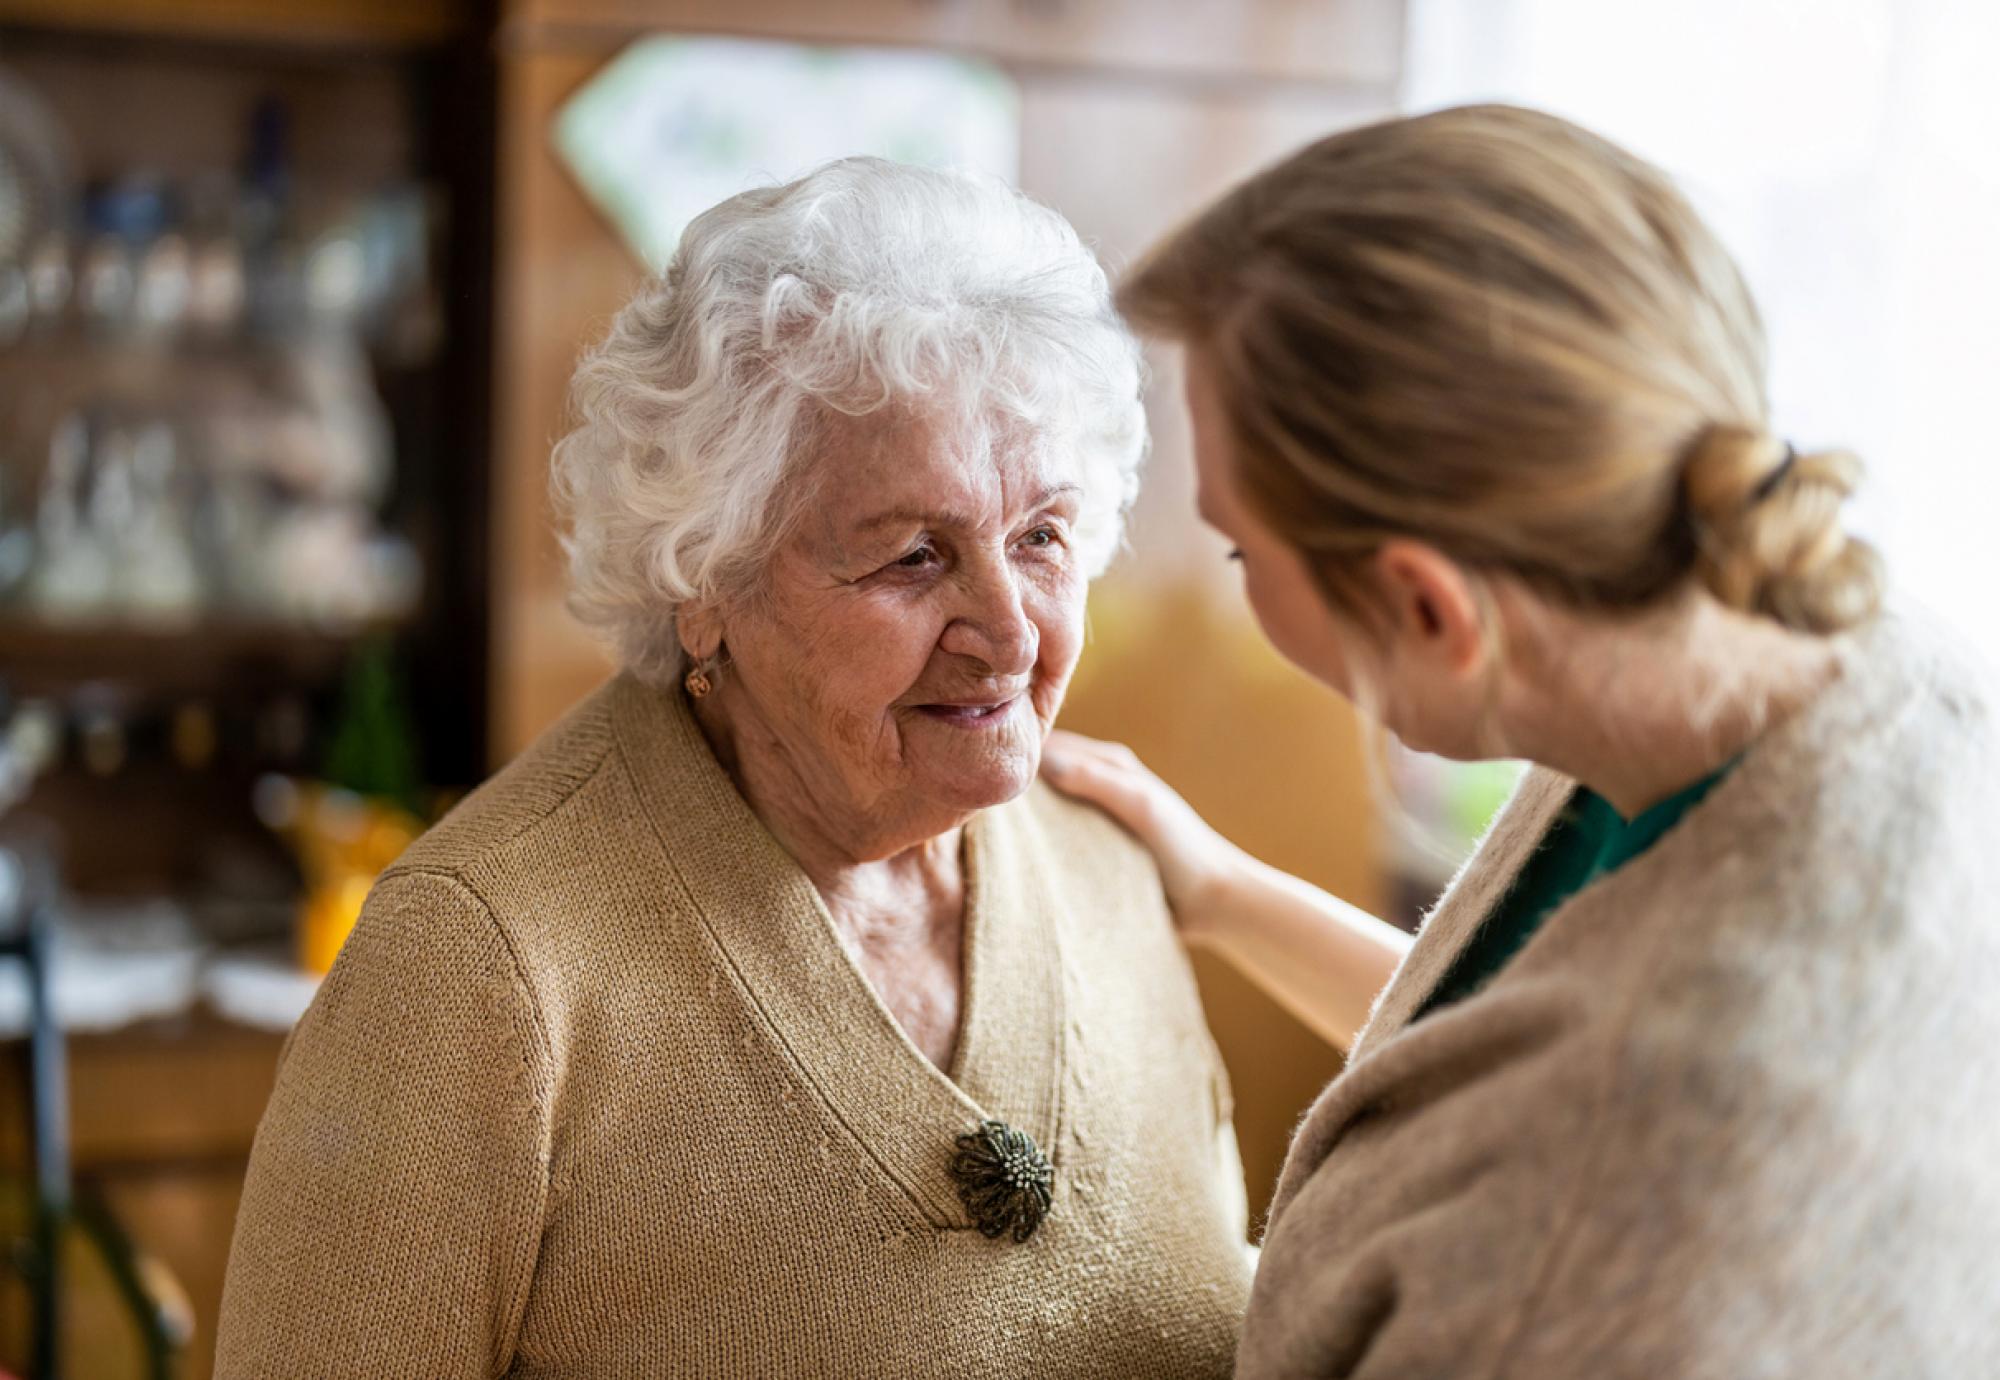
left=217, top=674, right=1252, bottom=1379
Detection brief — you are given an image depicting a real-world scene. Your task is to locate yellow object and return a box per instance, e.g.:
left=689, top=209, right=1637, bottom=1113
left=260, top=778, right=424, bottom=976
left=297, top=870, right=377, bottom=976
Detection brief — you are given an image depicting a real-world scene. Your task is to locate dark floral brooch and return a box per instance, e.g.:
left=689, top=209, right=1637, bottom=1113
left=949, top=1119, right=1054, bottom=1243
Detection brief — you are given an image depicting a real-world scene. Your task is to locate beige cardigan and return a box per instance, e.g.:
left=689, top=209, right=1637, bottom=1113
left=217, top=675, right=1251, bottom=1378
left=1240, top=611, right=2000, bottom=1378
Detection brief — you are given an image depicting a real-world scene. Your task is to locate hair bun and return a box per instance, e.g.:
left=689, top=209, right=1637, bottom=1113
left=1680, top=425, right=1883, bottom=634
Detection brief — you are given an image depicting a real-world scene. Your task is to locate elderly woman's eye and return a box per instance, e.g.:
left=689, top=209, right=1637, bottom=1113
left=894, top=544, right=937, bottom=569
left=1021, top=526, right=1061, bottom=549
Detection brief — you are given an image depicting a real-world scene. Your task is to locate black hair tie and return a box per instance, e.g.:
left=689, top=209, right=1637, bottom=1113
left=1752, top=442, right=1799, bottom=503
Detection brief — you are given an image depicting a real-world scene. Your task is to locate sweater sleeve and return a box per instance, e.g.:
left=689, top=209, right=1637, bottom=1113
left=1240, top=980, right=1745, bottom=1380
left=215, top=868, right=552, bottom=1379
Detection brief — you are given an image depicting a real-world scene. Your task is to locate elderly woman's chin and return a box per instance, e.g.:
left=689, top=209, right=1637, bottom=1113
left=898, top=695, right=1049, bottom=813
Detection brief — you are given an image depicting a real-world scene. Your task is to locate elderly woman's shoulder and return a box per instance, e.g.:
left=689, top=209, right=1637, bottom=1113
left=340, top=681, right=668, bottom=1018
left=368, top=679, right=664, bottom=972
left=1009, top=777, right=1172, bottom=902
left=398, top=685, right=625, bottom=882
left=1017, top=773, right=1141, bottom=842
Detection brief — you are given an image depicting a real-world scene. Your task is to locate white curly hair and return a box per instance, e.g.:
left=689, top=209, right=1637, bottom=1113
left=550, top=157, right=1148, bottom=685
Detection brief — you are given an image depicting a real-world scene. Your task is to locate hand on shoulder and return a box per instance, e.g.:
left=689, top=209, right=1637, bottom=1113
left=1039, top=730, right=1244, bottom=942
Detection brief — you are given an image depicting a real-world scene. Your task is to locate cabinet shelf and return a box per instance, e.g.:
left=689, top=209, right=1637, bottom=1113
left=0, top=615, right=399, bottom=697
left=0, top=0, right=469, bottom=50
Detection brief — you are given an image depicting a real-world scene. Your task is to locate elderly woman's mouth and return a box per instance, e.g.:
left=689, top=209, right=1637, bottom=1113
left=913, top=697, right=1021, bottom=727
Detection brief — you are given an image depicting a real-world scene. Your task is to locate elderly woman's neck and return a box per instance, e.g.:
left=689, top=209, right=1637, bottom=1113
left=690, top=686, right=970, bottom=1070
left=691, top=689, right=969, bottom=898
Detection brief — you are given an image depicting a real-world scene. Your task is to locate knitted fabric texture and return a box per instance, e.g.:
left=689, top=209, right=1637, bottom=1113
left=216, top=675, right=1251, bottom=1378
left=1239, top=609, right=2000, bottom=1379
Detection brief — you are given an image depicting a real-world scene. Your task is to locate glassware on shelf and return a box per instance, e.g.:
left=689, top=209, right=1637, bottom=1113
left=0, top=423, right=30, bottom=600
left=78, top=233, right=135, bottom=332
left=132, top=231, right=191, bottom=336
left=28, top=412, right=114, bottom=620
left=0, top=90, right=437, bottom=639
left=0, top=259, right=26, bottom=343
left=25, top=229, right=71, bottom=328
left=119, top=421, right=203, bottom=626
left=185, top=234, right=244, bottom=339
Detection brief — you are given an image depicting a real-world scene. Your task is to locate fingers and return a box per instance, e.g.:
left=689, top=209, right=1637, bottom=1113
left=1039, top=734, right=1231, bottom=917
left=1044, top=729, right=1149, bottom=775
left=1041, top=739, right=1131, bottom=798
left=1040, top=736, right=1163, bottom=839
left=1044, top=728, right=1117, bottom=761
left=1039, top=739, right=1126, bottom=799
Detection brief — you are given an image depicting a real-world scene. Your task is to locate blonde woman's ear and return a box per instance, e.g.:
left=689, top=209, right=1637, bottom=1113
left=1370, top=540, right=1488, bottom=680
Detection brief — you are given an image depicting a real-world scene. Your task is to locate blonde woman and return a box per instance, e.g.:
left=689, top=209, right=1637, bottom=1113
left=1045, top=106, right=2000, bottom=1377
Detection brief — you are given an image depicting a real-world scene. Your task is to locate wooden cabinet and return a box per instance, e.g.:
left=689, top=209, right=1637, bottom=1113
left=491, top=49, right=648, bottom=755
left=0, top=4, right=487, bottom=1373
left=499, top=0, right=1403, bottom=87
left=0, top=0, right=468, bottom=47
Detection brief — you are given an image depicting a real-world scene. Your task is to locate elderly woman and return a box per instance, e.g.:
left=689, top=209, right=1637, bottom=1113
left=215, top=160, right=1251, bottom=1378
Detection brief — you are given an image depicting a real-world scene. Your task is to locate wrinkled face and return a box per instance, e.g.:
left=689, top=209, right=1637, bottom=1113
left=713, top=406, right=1089, bottom=849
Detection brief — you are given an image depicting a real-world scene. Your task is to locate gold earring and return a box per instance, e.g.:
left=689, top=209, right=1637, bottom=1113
left=683, top=664, right=713, bottom=699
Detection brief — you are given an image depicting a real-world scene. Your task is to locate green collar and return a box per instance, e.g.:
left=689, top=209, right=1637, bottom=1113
left=1573, top=765, right=1733, bottom=883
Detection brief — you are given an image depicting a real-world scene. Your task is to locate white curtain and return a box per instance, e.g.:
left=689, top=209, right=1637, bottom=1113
left=1405, top=0, right=2000, bottom=661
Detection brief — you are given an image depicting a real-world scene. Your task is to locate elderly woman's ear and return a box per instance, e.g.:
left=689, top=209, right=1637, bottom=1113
left=676, top=604, right=726, bottom=669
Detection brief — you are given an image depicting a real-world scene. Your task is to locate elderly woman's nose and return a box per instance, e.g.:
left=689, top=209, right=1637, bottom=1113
left=939, top=566, right=1040, bottom=674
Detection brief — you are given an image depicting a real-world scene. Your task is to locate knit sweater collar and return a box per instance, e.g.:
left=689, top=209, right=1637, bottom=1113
left=605, top=673, right=1071, bottom=1231
left=1353, top=611, right=1916, bottom=1063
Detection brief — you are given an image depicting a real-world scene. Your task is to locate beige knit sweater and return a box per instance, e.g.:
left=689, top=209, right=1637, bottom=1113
left=1240, top=610, right=2000, bottom=1379
left=216, top=674, right=1251, bottom=1378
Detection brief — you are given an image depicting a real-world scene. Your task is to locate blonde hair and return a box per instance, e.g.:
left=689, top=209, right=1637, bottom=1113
left=1120, top=104, right=1882, bottom=638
